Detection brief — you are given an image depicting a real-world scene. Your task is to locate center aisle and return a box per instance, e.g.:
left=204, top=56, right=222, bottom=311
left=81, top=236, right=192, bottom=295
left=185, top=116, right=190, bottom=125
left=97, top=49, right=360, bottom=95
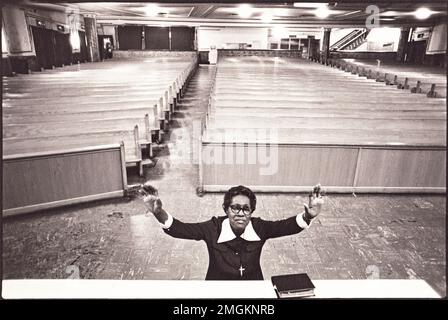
left=129, top=64, right=215, bottom=193
left=126, top=65, right=218, bottom=280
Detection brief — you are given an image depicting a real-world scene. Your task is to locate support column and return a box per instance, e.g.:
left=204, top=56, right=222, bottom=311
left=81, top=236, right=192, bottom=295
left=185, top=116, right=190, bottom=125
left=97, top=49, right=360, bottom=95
left=307, top=35, right=315, bottom=59
left=114, top=26, right=120, bottom=50
left=321, top=28, right=331, bottom=61
left=396, top=27, right=410, bottom=62
left=84, top=15, right=100, bottom=62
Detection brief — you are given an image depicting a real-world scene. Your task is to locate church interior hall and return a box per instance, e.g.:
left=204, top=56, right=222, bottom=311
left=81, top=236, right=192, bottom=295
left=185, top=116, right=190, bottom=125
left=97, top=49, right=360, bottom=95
left=2, top=0, right=446, bottom=299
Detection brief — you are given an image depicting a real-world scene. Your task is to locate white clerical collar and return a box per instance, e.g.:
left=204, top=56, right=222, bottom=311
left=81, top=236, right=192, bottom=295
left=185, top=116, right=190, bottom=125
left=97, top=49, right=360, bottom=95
left=217, top=218, right=261, bottom=243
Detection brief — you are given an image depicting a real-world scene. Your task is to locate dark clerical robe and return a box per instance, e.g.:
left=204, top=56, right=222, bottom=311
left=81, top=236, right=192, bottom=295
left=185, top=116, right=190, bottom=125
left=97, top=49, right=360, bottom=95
left=163, top=215, right=305, bottom=280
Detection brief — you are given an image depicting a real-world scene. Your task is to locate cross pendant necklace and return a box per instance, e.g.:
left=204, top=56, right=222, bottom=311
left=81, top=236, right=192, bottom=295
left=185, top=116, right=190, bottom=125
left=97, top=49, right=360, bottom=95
left=239, top=265, right=245, bottom=277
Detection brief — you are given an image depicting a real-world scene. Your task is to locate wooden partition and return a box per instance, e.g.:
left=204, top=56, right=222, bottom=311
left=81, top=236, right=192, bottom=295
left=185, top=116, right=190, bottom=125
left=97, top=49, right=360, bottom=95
left=54, top=32, right=72, bottom=66
left=3, top=144, right=127, bottom=217
left=31, top=26, right=55, bottom=70
left=170, top=27, right=195, bottom=51
left=144, top=27, right=170, bottom=50
left=218, top=49, right=302, bottom=59
left=117, top=26, right=143, bottom=50
left=330, top=51, right=397, bottom=60
left=200, top=142, right=446, bottom=193
left=113, top=50, right=197, bottom=59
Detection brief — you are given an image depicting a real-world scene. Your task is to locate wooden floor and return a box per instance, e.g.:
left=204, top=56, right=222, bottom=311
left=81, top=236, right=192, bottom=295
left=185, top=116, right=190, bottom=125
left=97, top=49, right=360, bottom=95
left=2, top=66, right=446, bottom=297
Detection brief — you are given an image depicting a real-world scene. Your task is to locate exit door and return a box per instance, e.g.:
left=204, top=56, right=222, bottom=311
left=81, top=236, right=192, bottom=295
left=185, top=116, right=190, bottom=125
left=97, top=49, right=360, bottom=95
left=98, top=35, right=114, bottom=60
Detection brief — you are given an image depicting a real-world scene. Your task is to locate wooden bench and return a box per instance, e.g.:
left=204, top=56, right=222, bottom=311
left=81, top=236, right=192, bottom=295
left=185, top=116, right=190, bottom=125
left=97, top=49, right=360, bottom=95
left=210, top=97, right=445, bottom=110
left=202, top=127, right=446, bottom=146
left=211, top=94, right=445, bottom=105
left=3, top=116, right=154, bottom=163
left=3, top=60, right=198, bottom=162
left=3, top=107, right=158, bottom=125
left=3, top=70, right=194, bottom=123
left=4, top=92, right=171, bottom=133
left=5, top=60, right=195, bottom=88
left=323, top=58, right=447, bottom=98
left=211, top=108, right=447, bottom=120
left=4, top=60, right=197, bottom=116
left=200, top=55, right=446, bottom=194
left=4, top=126, right=146, bottom=175
left=2, top=55, right=198, bottom=216
left=207, top=115, right=446, bottom=131
left=200, top=127, right=446, bottom=193
left=214, top=78, right=447, bottom=98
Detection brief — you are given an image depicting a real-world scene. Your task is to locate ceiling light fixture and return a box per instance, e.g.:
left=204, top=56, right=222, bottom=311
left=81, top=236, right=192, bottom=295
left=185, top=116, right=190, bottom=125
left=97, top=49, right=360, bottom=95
left=143, top=4, right=159, bottom=17
left=414, top=7, right=433, bottom=20
left=238, top=4, right=253, bottom=18
left=314, top=6, right=331, bottom=18
left=381, top=11, right=399, bottom=16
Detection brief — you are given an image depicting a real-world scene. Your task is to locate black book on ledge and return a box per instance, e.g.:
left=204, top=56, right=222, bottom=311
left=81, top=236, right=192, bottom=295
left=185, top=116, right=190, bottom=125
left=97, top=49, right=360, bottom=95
left=271, top=273, right=315, bottom=299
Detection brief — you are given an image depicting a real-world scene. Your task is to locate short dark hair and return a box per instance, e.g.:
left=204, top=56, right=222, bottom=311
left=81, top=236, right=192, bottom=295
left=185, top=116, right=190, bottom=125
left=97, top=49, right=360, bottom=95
left=222, top=185, right=256, bottom=214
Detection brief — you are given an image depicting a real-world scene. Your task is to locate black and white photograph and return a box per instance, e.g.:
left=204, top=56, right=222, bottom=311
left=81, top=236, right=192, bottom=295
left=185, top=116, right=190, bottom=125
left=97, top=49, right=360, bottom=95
left=1, top=0, right=446, bottom=302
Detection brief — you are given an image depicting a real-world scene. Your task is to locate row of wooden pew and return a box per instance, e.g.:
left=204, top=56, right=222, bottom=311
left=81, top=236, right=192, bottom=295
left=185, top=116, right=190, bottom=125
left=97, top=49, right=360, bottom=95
left=199, top=55, right=446, bottom=193
left=310, top=56, right=447, bottom=98
left=204, top=56, right=446, bottom=145
left=3, top=54, right=198, bottom=216
left=4, top=56, right=198, bottom=176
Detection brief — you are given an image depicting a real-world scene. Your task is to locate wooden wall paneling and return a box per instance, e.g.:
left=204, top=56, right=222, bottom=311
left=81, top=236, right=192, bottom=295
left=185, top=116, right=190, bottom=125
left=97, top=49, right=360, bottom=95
left=117, top=25, right=142, bottom=50
left=53, top=30, right=67, bottom=67
left=144, top=26, right=169, bottom=50
left=31, top=26, right=54, bottom=69
left=63, top=33, right=73, bottom=65
left=2, top=57, right=14, bottom=76
left=3, top=145, right=125, bottom=215
left=218, top=49, right=302, bottom=59
left=201, top=143, right=446, bottom=192
left=201, top=144, right=358, bottom=187
left=47, top=28, right=57, bottom=68
left=355, top=148, right=446, bottom=188
left=170, top=27, right=194, bottom=51
left=113, top=50, right=197, bottom=59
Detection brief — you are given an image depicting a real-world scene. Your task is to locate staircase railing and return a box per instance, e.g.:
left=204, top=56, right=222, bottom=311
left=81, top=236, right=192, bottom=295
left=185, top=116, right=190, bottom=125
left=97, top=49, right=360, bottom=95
left=331, top=29, right=370, bottom=51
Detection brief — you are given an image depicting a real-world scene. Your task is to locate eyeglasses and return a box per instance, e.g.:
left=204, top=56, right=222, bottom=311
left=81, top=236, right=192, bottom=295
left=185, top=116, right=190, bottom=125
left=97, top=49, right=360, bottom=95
left=229, top=204, right=252, bottom=215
